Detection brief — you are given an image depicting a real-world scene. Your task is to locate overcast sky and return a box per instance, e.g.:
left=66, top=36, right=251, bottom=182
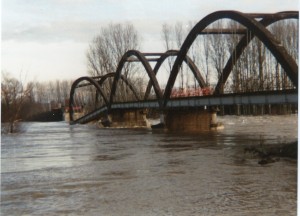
left=1, top=0, right=299, bottom=82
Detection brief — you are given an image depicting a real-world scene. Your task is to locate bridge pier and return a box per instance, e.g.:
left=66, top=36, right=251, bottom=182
left=164, top=108, right=223, bottom=132
left=101, top=109, right=150, bottom=128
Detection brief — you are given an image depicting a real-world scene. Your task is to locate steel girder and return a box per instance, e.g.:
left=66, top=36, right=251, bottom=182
left=214, top=11, right=299, bottom=95
left=143, top=50, right=206, bottom=100
left=69, top=73, right=140, bottom=122
left=97, top=72, right=141, bottom=101
left=163, top=10, right=298, bottom=107
left=107, top=49, right=206, bottom=105
left=109, top=50, right=163, bottom=109
left=69, top=76, right=109, bottom=122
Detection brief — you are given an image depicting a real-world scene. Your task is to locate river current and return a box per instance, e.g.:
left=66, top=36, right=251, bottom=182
left=1, top=115, right=298, bottom=215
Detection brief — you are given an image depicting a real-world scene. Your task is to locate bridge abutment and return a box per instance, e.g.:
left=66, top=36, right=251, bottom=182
left=102, top=109, right=150, bottom=128
left=164, top=108, right=223, bottom=132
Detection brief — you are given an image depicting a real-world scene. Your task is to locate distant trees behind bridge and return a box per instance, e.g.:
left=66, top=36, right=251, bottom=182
left=1, top=72, right=73, bottom=132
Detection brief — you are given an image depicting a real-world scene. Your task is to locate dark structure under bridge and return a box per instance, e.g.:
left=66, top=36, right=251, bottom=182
left=68, top=10, right=298, bottom=132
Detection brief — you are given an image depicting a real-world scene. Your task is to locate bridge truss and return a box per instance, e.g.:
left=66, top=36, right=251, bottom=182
left=69, top=10, right=298, bottom=124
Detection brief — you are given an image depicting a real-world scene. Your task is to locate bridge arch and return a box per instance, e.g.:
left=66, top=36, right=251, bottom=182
left=97, top=72, right=140, bottom=101
left=109, top=50, right=163, bottom=109
left=214, top=11, right=299, bottom=94
left=69, top=76, right=109, bottom=122
left=163, top=10, right=298, bottom=107
left=144, top=50, right=206, bottom=100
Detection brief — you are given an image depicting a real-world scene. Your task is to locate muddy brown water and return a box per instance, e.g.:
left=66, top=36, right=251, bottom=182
left=1, top=115, right=297, bottom=215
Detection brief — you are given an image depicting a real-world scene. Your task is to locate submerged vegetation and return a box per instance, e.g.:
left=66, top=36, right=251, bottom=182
left=245, top=141, right=297, bottom=165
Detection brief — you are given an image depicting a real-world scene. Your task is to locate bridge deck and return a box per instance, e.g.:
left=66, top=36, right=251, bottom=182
left=72, top=90, right=298, bottom=124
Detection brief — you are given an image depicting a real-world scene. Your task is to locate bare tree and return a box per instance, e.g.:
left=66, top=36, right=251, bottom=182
left=161, top=22, right=191, bottom=89
left=174, top=22, right=186, bottom=89
left=47, top=81, right=56, bottom=107
left=86, top=23, right=140, bottom=78
left=202, top=32, right=211, bottom=86
left=174, top=22, right=184, bottom=48
left=60, top=80, right=72, bottom=104
left=1, top=72, right=32, bottom=132
left=161, top=23, right=175, bottom=72
left=255, top=38, right=266, bottom=90
left=270, top=20, right=298, bottom=90
left=35, top=82, right=45, bottom=103
left=55, top=80, right=62, bottom=104
left=209, top=21, right=229, bottom=81
left=86, top=23, right=143, bottom=102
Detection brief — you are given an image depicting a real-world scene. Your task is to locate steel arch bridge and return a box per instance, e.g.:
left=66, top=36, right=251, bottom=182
left=69, top=10, right=298, bottom=125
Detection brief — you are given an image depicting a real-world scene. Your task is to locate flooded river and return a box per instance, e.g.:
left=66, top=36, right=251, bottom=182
left=1, top=115, right=298, bottom=215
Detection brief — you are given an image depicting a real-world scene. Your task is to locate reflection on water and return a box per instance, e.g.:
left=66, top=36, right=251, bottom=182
left=1, top=115, right=297, bottom=215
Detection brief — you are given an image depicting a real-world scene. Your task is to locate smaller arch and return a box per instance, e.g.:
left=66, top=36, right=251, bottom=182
left=98, top=72, right=141, bottom=101
left=144, top=50, right=206, bottom=100
left=69, top=76, right=109, bottom=122
left=109, top=50, right=163, bottom=109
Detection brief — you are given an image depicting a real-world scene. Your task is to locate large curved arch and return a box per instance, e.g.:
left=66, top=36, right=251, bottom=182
left=109, top=50, right=163, bottom=109
left=163, top=10, right=298, bottom=107
left=69, top=76, right=109, bottom=122
left=98, top=72, right=140, bottom=101
left=214, top=11, right=299, bottom=94
left=144, top=50, right=206, bottom=100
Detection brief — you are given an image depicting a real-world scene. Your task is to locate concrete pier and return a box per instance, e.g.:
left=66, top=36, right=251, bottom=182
left=164, top=108, right=223, bottom=132
left=102, top=109, right=150, bottom=128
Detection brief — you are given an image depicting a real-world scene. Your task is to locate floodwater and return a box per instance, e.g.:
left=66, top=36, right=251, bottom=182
left=1, top=115, right=298, bottom=215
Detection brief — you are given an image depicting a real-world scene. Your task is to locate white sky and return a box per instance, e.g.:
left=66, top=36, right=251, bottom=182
left=1, top=0, right=299, bottom=82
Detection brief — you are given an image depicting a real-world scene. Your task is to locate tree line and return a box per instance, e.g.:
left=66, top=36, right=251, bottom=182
left=1, top=72, right=72, bottom=132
